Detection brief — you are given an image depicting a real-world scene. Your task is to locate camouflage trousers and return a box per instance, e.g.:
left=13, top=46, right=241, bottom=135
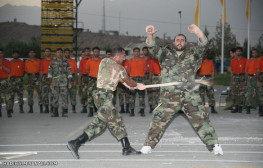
left=245, top=75, right=259, bottom=107
left=9, top=77, right=24, bottom=107
left=148, top=75, right=161, bottom=109
left=197, top=75, right=216, bottom=107
left=258, top=74, right=263, bottom=106
left=232, top=74, right=246, bottom=106
left=51, top=86, right=68, bottom=109
left=144, top=88, right=219, bottom=151
left=116, top=83, right=130, bottom=106
left=130, top=77, right=145, bottom=109
left=27, top=74, right=42, bottom=106
left=87, top=77, right=97, bottom=108
left=68, top=75, right=77, bottom=106
left=80, top=75, right=89, bottom=106
left=0, top=78, right=12, bottom=110
left=83, top=89, right=128, bottom=141
left=41, top=74, right=52, bottom=106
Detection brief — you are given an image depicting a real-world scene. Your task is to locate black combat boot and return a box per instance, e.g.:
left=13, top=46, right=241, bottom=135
left=246, top=106, right=251, bottom=114
left=120, top=105, right=125, bottom=113
left=50, top=106, right=54, bottom=113
left=149, top=105, right=154, bottom=113
left=140, top=109, right=145, bottom=117
left=0, top=108, right=2, bottom=117
left=88, top=108, right=93, bottom=117
left=19, top=105, right=24, bottom=113
left=28, top=105, right=33, bottom=113
left=130, top=109, right=135, bottom=117
left=62, top=108, right=68, bottom=117
left=210, top=106, right=218, bottom=114
left=259, top=106, right=263, bottom=117
left=51, top=108, right=59, bottom=117
left=67, top=133, right=89, bottom=159
left=40, top=105, right=43, bottom=113
left=44, top=105, right=49, bottom=113
left=80, top=106, right=87, bottom=113
left=126, top=104, right=130, bottom=113
left=7, top=110, right=12, bottom=118
left=238, top=106, right=242, bottom=113
left=231, top=105, right=238, bottom=113
left=121, top=137, right=141, bottom=155
left=72, top=105, right=76, bottom=113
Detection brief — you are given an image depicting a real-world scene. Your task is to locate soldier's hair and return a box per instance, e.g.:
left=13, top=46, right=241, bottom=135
left=0, top=49, right=4, bottom=52
left=142, top=47, right=149, bottom=51
left=112, top=47, right=123, bottom=57
left=174, top=34, right=187, bottom=42
left=106, top=50, right=112, bottom=54
left=236, top=46, right=243, bottom=51
left=133, top=47, right=140, bottom=52
left=12, top=50, right=20, bottom=54
left=92, top=46, right=100, bottom=51
left=45, top=48, right=51, bottom=51
left=29, top=49, right=36, bottom=53
left=64, top=48, right=70, bottom=52
left=84, top=47, right=90, bottom=51
left=230, top=48, right=236, bottom=53
left=252, top=48, right=258, bottom=52
left=56, top=48, right=63, bottom=52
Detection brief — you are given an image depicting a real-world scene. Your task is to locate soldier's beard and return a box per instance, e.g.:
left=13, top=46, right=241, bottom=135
left=175, top=45, right=185, bottom=51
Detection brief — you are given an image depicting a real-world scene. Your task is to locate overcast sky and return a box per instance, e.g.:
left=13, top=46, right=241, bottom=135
left=0, top=0, right=263, bottom=46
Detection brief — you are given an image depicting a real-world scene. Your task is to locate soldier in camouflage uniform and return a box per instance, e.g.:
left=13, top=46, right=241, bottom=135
left=9, top=50, right=25, bottom=114
left=64, top=48, right=77, bottom=113
left=40, top=48, right=53, bottom=113
left=67, top=47, right=144, bottom=159
left=48, top=48, right=72, bottom=117
left=245, top=49, right=259, bottom=114
left=230, top=47, right=247, bottom=113
left=25, top=49, right=42, bottom=113
left=0, top=49, right=12, bottom=117
left=140, top=25, right=223, bottom=156
left=196, top=52, right=217, bottom=113
left=148, top=58, right=161, bottom=113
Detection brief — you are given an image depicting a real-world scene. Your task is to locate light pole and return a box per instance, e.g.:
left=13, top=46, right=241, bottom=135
left=178, top=11, right=182, bottom=34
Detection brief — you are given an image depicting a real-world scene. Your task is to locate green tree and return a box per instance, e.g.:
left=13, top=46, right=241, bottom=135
left=254, top=34, right=263, bottom=55
left=209, top=21, right=238, bottom=66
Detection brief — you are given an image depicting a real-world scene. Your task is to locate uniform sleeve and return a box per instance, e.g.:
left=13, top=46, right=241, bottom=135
left=85, top=60, right=90, bottom=73
left=119, top=66, right=128, bottom=79
left=48, top=61, right=53, bottom=78
left=146, top=38, right=164, bottom=60
left=211, top=61, right=215, bottom=72
left=193, top=36, right=208, bottom=61
left=231, top=59, right=234, bottom=72
left=67, top=61, right=73, bottom=78
left=24, top=60, right=28, bottom=73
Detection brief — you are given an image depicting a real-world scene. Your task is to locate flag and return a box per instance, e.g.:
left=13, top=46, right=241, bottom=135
left=246, top=0, right=252, bottom=21
left=220, top=0, right=226, bottom=24
left=194, top=0, right=200, bottom=26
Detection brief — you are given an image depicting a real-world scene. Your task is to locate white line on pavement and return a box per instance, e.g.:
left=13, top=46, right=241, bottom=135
left=1, top=143, right=263, bottom=147
left=0, top=159, right=262, bottom=163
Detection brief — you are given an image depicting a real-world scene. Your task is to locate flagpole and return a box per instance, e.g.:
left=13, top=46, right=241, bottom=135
left=221, top=0, right=224, bottom=74
left=247, top=0, right=250, bottom=59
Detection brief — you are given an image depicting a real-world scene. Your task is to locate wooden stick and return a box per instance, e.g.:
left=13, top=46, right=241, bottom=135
left=145, top=79, right=210, bottom=89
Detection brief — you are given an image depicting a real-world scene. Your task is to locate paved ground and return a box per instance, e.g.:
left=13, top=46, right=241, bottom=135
left=0, top=86, right=263, bottom=168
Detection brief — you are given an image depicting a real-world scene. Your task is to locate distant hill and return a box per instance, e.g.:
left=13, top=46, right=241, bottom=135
left=0, top=22, right=172, bottom=51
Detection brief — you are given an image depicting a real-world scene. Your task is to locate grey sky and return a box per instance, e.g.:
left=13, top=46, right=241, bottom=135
left=0, top=0, right=263, bottom=46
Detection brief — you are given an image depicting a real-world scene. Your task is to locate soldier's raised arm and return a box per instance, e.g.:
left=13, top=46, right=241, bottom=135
left=145, top=25, right=163, bottom=60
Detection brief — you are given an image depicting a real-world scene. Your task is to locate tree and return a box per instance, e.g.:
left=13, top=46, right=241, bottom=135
left=209, top=21, right=238, bottom=66
left=254, top=34, right=263, bottom=55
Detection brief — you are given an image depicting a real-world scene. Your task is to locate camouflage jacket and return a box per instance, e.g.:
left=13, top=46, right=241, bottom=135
left=97, top=58, right=127, bottom=91
left=146, top=37, right=207, bottom=91
left=48, top=58, right=72, bottom=87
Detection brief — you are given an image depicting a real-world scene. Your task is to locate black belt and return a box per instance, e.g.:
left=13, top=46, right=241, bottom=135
left=153, top=74, right=160, bottom=76
left=10, top=76, right=23, bottom=78
left=248, top=74, right=256, bottom=76
left=97, top=88, right=113, bottom=93
left=233, top=74, right=245, bottom=76
left=199, top=75, right=211, bottom=77
left=28, top=73, right=39, bottom=75
left=89, top=77, right=97, bottom=80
